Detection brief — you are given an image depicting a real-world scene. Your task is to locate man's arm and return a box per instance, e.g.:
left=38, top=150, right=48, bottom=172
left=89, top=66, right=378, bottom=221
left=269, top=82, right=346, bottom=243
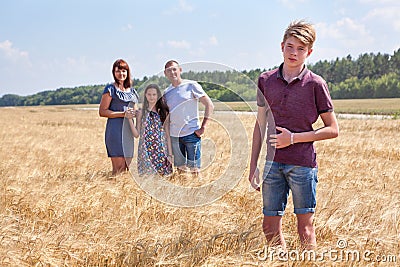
left=194, top=95, right=214, bottom=137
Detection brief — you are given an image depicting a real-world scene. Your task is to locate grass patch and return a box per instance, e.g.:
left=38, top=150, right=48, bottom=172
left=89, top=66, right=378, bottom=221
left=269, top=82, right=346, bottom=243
left=0, top=106, right=399, bottom=265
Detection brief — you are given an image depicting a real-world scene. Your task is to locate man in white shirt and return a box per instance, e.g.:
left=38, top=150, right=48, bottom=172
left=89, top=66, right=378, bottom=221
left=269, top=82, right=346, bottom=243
left=163, top=60, right=214, bottom=174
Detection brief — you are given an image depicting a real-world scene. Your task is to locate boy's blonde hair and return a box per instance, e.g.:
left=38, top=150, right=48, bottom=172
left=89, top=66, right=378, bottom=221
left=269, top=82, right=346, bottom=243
left=283, top=20, right=316, bottom=49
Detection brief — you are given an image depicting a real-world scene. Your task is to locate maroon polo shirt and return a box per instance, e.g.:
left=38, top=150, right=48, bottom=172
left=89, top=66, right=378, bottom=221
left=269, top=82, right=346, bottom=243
left=257, top=64, right=334, bottom=168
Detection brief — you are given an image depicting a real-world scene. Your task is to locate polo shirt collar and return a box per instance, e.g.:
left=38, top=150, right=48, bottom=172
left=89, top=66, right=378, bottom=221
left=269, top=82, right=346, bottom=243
left=277, top=63, right=309, bottom=81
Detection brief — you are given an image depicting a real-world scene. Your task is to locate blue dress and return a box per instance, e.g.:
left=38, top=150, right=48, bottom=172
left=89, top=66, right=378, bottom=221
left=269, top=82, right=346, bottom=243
left=103, top=84, right=139, bottom=158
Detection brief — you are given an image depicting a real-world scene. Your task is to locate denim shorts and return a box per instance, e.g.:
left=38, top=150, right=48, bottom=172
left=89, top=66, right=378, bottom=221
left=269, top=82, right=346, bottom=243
left=170, top=132, right=201, bottom=168
left=262, top=161, right=318, bottom=216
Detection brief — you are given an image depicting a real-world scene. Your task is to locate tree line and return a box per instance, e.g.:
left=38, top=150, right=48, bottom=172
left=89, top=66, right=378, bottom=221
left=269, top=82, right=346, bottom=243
left=1, top=49, right=400, bottom=106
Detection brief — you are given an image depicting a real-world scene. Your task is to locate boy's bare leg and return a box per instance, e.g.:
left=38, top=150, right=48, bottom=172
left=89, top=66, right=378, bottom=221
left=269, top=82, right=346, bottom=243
left=262, top=216, right=287, bottom=251
left=296, top=213, right=316, bottom=250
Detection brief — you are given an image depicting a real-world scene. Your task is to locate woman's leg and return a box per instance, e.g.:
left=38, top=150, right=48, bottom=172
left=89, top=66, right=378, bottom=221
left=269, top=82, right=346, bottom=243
left=111, top=157, right=128, bottom=175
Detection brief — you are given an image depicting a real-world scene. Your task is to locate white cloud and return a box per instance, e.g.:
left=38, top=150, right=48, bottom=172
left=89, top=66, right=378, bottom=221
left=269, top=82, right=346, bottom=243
left=0, top=40, right=31, bottom=65
left=178, top=0, right=194, bottom=12
left=0, top=40, right=33, bottom=95
left=200, top=36, right=218, bottom=46
left=358, top=0, right=398, bottom=3
left=160, top=36, right=217, bottom=60
left=35, top=57, right=110, bottom=89
left=188, top=47, right=206, bottom=57
left=164, top=0, right=194, bottom=15
left=316, top=18, right=374, bottom=47
left=167, top=40, right=191, bottom=49
left=121, top=23, right=133, bottom=31
left=312, top=1, right=400, bottom=60
left=364, top=6, right=400, bottom=31
left=278, top=0, right=309, bottom=9
left=65, top=56, right=89, bottom=71
left=208, top=36, right=218, bottom=46
left=312, top=17, right=379, bottom=61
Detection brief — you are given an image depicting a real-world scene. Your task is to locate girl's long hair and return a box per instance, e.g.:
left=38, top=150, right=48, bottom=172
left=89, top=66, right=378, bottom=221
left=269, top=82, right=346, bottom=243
left=141, top=84, right=169, bottom=124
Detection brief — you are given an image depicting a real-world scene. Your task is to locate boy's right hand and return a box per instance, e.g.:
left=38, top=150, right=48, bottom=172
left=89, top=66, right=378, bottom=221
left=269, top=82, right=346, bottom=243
left=249, top=167, right=261, bottom=191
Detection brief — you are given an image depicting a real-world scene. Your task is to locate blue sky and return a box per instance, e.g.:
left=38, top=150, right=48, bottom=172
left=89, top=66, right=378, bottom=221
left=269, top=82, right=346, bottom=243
left=1, top=0, right=399, bottom=96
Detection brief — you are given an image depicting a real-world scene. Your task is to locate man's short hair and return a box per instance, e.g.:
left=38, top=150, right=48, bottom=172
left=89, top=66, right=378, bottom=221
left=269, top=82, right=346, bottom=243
left=164, top=60, right=179, bottom=70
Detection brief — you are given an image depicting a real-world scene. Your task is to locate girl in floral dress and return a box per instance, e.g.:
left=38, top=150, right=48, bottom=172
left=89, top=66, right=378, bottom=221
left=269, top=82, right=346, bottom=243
left=129, top=84, right=173, bottom=176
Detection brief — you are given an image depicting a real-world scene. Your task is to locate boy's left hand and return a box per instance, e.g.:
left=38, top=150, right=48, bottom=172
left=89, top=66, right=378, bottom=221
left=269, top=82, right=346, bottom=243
left=270, top=126, right=292, bottom=149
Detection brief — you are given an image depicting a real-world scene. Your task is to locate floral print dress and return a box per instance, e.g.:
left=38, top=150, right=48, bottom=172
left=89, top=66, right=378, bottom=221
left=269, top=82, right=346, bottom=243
left=137, top=110, right=172, bottom=176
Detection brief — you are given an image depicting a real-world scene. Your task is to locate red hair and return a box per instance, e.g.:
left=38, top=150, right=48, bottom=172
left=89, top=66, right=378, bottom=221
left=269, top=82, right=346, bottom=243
left=112, top=59, right=132, bottom=88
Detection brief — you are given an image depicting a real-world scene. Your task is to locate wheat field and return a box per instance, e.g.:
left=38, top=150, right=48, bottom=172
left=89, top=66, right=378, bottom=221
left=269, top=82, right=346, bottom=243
left=1, top=105, right=399, bottom=266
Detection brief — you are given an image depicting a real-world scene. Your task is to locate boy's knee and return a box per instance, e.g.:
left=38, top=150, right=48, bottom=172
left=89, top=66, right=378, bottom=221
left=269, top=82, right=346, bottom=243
left=262, top=217, right=281, bottom=236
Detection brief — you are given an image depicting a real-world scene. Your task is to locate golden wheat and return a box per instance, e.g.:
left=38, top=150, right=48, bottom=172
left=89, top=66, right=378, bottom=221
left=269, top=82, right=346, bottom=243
left=0, top=105, right=399, bottom=266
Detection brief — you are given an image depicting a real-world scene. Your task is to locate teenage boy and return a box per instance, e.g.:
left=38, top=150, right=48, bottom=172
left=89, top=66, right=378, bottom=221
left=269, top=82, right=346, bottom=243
left=249, top=20, right=339, bottom=250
